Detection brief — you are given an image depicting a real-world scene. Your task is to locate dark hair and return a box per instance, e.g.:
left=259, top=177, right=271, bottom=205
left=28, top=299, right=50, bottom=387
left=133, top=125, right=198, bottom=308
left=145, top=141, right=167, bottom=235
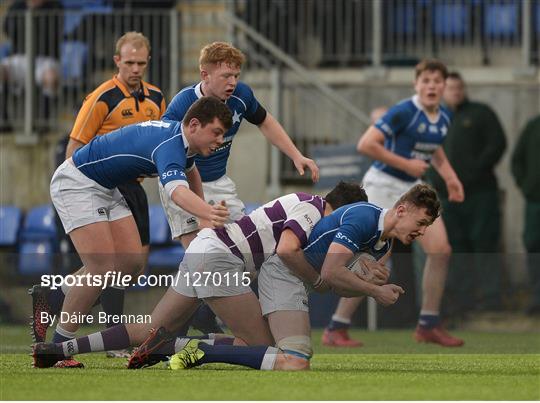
left=395, top=184, right=441, bottom=223
left=447, top=71, right=463, bottom=82
left=415, top=59, right=449, bottom=80
left=184, top=96, right=232, bottom=131
left=325, top=181, right=368, bottom=210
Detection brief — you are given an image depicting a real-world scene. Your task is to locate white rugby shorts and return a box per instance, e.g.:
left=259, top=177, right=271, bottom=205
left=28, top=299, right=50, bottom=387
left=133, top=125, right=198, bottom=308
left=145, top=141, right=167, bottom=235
left=171, top=228, right=252, bottom=299
left=258, top=254, right=311, bottom=316
left=50, top=160, right=132, bottom=234
left=362, top=167, right=422, bottom=208
left=159, top=174, right=245, bottom=238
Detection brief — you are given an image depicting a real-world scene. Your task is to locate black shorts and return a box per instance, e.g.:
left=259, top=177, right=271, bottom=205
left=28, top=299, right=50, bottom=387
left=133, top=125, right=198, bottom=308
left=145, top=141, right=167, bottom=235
left=117, top=180, right=150, bottom=246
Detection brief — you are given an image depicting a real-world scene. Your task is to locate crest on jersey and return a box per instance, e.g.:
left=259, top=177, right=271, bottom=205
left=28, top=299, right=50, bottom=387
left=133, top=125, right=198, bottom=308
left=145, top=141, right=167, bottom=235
left=417, top=123, right=426, bottom=133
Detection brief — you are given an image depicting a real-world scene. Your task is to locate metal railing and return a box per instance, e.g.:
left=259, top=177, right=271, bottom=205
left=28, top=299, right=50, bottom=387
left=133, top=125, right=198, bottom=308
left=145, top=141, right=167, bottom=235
left=233, top=0, right=540, bottom=67
left=1, top=0, right=538, bottom=163
left=0, top=8, right=177, bottom=141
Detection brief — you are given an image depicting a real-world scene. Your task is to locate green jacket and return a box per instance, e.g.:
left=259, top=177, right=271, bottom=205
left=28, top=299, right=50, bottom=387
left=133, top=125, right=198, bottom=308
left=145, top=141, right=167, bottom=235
left=511, top=115, right=540, bottom=202
left=427, top=99, right=506, bottom=197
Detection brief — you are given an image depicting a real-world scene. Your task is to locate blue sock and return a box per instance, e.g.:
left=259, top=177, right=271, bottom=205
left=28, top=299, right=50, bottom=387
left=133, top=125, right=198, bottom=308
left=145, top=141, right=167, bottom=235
left=198, top=343, right=277, bottom=370
left=52, top=326, right=76, bottom=343
left=327, top=315, right=351, bottom=331
left=418, top=314, right=440, bottom=329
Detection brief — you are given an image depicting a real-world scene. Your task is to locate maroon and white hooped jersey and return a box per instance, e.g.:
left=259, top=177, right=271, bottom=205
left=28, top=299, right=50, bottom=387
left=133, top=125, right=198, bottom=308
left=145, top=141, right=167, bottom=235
left=214, top=192, right=326, bottom=272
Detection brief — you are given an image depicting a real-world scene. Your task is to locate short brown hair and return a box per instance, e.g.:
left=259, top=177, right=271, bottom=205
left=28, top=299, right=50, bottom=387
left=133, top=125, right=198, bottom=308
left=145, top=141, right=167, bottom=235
left=199, top=42, right=246, bottom=69
left=447, top=71, right=464, bottom=82
left=184, top=96, right=232, bottom=131
left=325, top=181, right=368, bottom=210
left=395, top=184, right=441, bottom=223
left=115, top=32, right=151, bottom=56
left=415, top=59, right=448, bottom=80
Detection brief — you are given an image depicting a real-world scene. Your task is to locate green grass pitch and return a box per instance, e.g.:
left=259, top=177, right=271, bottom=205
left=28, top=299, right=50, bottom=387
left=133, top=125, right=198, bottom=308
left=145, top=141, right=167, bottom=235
left=1, top=325, right=539, bottom=400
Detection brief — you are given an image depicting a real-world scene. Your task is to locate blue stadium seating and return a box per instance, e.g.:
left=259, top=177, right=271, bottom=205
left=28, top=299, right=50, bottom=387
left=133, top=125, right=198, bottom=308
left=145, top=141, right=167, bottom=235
left=18, top=241, right=55, bottom=275
left=18, top=205, right=58, bottom=275
left=147, top=205, right=185, bottom=271
left=433, top=1, right=470, bottom=37
left=0, top=206, right=22, bottom=247
left=20, top=205, right=57, bottom=242
left=61, top=41, right=88, bottom=82
left=483, top=2, right=519, bottom=39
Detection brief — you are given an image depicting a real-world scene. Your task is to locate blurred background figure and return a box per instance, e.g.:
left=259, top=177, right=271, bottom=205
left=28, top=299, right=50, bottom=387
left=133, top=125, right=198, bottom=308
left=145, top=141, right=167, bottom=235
left=511, top=114, right=540, bottom=316
left=0, top=0, right=63, bottom=131
left=428, top=71, right=507, bottom=315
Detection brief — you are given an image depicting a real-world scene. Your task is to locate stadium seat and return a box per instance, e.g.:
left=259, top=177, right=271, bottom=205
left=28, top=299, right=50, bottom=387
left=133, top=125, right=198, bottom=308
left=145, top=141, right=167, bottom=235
left=148, top=204, right=170, bottom=245
left=18, top=240, right=55, bottom=275
left=20, top=205, right=57, bottom=243
left=61, top=41, right=88, bottom=82
left=0, top=206, right=22, bottom=247
left=147, top=204, right=185, bottom=271
left=433, top=1, right=470, bottom=38
left=483, top=2, right=519, bottom=39
left=17, top=205, right=58, bottom=275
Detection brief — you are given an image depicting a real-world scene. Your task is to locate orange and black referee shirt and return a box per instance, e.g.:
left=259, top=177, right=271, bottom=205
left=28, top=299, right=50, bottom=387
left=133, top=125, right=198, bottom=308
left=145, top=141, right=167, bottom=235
left=69, top=75, right=166, bottom=144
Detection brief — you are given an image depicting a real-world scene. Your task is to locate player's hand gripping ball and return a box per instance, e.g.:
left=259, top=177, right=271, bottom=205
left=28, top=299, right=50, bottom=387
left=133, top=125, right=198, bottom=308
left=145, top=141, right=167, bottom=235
left=349, top=253, right=390, bottom=286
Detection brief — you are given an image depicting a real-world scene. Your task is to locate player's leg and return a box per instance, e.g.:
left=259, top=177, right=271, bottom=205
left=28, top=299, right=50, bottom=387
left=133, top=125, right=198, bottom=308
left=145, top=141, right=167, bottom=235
left=267, top=311, right=311, bottom=370
left=440, top=197, right=475, bottom=316
left=33, top=286, right=201, bottom=368
left=322, top=297, right=364, bottom=347
left=158, top=181, right=223, bottom=334
left=415, top=216, right=463, bottom=346
left=55, top=215, right=142, bottom=338
left=102, top=181, right=150, bottom=357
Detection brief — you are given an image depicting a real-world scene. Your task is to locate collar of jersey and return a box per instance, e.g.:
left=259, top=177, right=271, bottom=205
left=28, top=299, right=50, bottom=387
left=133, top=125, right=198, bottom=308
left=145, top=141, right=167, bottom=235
left=179, top=126, right=196, bottom=157
left=412, top=94, right=440, bottom=124
left=112, top=75, right=150, bottom=98
left=374, top=208, right=389, bottom=249
left=194, top=82, right=204, bottom=99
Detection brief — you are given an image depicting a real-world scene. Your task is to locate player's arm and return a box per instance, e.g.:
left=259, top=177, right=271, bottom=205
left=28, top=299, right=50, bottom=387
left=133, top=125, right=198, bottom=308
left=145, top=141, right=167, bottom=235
left=276, top=229, right=329, bottom=292
left=321, top=243, right=403, bottom=305
left=65, top=138, right=86, bottom=159
left=357, top=125, right=429, bottom=178
left=170, top=184, right=228, bottom=228
left=258, top=113, right=319, bottom=182
left=186, top=165, right=204, bottom=200
left=66, top=92, right=109, bottom=158
left=431, top=147, right=464, bottom=202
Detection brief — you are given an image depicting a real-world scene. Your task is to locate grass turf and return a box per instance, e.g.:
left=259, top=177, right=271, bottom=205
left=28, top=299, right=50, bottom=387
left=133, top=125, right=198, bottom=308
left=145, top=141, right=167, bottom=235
left=1, top=325, right=539, bottom=400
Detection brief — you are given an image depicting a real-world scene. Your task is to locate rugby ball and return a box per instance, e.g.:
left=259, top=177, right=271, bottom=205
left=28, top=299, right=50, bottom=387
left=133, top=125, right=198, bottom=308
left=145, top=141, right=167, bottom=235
left=349, top=253, right=377, bottom=278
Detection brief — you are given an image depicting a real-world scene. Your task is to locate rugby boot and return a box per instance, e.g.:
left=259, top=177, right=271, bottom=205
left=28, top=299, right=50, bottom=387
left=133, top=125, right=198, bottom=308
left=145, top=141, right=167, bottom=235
left=321, top=328, right=363, bottom=347
left=32, top=342, right=84, bottom=368
left=168, top=339, right=205, bottom=370
left=127, top=327, right=172, bottom=369
left=28, top=285, right=52, bottom=343
left=414, top=325, right=464, bottom=347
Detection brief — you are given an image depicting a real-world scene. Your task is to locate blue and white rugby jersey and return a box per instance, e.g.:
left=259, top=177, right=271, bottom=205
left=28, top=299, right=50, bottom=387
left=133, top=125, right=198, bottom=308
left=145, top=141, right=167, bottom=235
left=373, top=95, right=452, bottom=182
left=214, top=192, right=326, bottom=273
left=304, top=202, right=392, bottom=272
left=163, top=82, right=263, bottom=182
left=72, top=120, right=195, bottom=195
